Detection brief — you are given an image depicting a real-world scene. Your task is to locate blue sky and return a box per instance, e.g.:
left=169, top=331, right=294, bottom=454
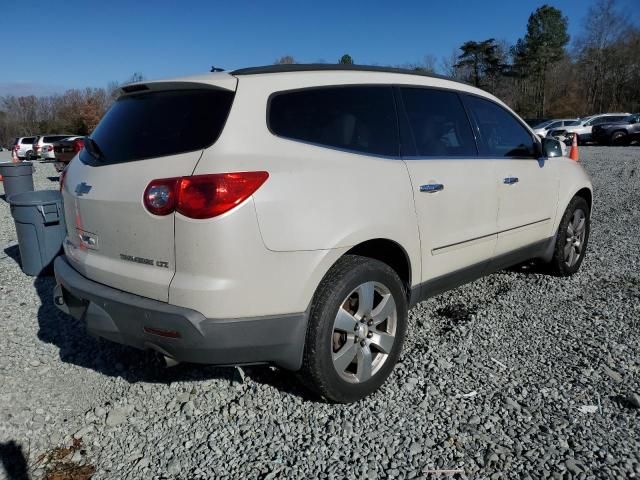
left=1, top=0, right=637, bottom=96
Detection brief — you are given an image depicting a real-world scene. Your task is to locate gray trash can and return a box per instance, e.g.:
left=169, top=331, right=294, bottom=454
left=9, top=190, right=66, bottom=276
left=0, top=162, right=34, bottom=200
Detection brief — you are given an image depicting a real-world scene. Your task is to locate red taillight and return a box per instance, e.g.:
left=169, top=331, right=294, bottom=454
left=143, top=172, right=269, bottom=219
left=47, top=145, right=53, bottom=152
left=73, top=139, right=85, bottom=152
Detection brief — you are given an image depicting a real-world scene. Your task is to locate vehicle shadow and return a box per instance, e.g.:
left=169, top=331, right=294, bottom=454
left=0, top=440, right=29, bottom=480
left=46, top=176, right=59, bottom=182
left=33, top=273, right=314, bottom=400
left=2, top=245, right=21, bottom=267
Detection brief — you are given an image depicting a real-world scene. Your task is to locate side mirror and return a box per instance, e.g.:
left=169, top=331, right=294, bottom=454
left=541, top=137, right=563, bottom=158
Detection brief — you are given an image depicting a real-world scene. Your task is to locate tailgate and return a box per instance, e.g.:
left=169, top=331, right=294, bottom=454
left=62, top=80, right=236, bottom=302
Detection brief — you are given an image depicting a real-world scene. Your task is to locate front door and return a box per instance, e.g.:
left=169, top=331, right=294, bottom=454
left=398, top=87, right=499, bottom=287
left=462, top=94, right=559, bottom=257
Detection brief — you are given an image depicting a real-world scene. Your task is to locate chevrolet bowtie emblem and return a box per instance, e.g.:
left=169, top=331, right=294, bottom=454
left=75, top=182, right=92, bottom=196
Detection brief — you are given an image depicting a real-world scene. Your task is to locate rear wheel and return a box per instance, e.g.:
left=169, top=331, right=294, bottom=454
left=300, top=255, right=408, bottom=403
left=611, top=131, right=628, bottom=145
left=25, top=150, right=33, bottom=160
left=548, top=196, right=590, bottom=276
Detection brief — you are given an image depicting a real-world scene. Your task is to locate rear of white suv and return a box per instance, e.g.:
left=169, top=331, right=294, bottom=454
left=13, top=136, right=36, bottom=159
left=54, top=66, right=592, bottom=402
left=33, top=134, right=73, bottom=160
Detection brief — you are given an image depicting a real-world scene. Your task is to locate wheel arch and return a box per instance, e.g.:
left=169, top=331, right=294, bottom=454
left=574, top=187, right=593, bottom=212
left=344, top=238, right=413, bottom=300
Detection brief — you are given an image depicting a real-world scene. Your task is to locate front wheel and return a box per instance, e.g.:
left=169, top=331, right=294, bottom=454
left=548, top=196, right=590, bottom=276
left=300, top=255, right=408, bottom=403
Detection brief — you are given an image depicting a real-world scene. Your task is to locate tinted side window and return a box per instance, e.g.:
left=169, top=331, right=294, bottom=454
left=565, top=120, right=580, bottom=126
left=22, top=137, right=35, bottom=144
left=465, top=95, right=536, bottom=158
left=269, top=86, right=398, bottom=156
left=548, top=121, right=562, bottom=129
left=400, top=88, right=476, bottom=157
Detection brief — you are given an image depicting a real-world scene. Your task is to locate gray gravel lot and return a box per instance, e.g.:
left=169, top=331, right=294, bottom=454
left=1, top=148, right=639, bottom=479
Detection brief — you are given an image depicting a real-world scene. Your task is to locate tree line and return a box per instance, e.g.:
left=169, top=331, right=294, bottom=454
left=0, top=74, right=143, bottom=147
left=2, top=0, right=638, bottom=147
left=278, top=0, right=639, bottom=120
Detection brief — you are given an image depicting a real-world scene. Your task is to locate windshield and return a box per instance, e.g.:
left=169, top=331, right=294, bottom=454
left=534, top=120, right=554, bottom=129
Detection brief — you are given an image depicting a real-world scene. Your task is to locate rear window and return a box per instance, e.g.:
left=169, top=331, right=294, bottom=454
left=268, top=86, right=398, bottom=157
left=21, top=137, right=35, bottom=144
left=80, top=88, right=234, bottom=165
left=43, top=135, right=70, bottom=143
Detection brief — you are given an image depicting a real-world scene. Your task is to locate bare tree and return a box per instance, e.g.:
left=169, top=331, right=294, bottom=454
left=274, top=55, right=297, bottom=65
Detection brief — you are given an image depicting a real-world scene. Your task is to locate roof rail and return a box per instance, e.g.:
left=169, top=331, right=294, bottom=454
left=230, top=64, right=466, bottom=84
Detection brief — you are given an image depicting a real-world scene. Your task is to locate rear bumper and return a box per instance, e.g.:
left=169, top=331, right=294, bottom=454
left=53, top=256, right=307, bottom=370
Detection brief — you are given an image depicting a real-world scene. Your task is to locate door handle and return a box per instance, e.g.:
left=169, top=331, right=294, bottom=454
left=503, top=177, right=519, bottom=185
left=420, top=183, right=444, bottom=193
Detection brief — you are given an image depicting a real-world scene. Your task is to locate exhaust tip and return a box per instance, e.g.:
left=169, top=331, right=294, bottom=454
left=162, top=355, right=180, bottom=368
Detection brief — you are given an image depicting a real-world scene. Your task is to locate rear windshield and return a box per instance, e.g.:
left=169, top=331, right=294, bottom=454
left=43, top=135, right=70, bottom=143
left=21, top=137, right=35, bottom=144
left=80, top=88, right=234, bottom=165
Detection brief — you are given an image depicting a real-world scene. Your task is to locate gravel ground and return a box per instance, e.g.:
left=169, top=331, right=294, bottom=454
left=1, top=148, right=639, bottom=480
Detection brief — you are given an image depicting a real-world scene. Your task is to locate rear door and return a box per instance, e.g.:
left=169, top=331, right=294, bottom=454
left=62, top=82, right=236, bottom=301
left=398, top=87, right=499, bottom=286
left=462, top=94, right=559, bottom=257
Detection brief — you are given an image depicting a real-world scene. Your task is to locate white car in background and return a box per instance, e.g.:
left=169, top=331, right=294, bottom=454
left=33, top=134, right=74, bottom=160
left=12, top=136, right=36, bottom=159
left=550, top=113, right=630, bottom=144
left=53, top=65, right=593, bottom=402
left=532, top=119, right=580, bottom=138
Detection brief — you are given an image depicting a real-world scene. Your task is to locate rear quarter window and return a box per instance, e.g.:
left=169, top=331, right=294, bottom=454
left=80, top=88, right=234, bottom=165
left=268, top=86, right=399, bottom=157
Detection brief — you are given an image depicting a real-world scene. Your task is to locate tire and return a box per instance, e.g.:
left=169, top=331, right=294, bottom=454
left=25, top=150, right=33, bottom=160
left=611, top=131, right=628, bottom=145
left=299, top=255, right=408, bottom=403
left=548, top=196, right=590, bottom=276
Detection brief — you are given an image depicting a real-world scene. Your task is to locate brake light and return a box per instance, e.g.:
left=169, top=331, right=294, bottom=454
left=47, top=145, right=53, bottom=152
left=73, top=139, right=85, bottom=153
left=143, top=172, right=269, bottom=219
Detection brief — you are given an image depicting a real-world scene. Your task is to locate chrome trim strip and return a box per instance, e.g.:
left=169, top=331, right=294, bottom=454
left=431, top=218, right=551, bottom=254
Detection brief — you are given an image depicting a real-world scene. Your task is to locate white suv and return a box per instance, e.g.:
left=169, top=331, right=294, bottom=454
left=53, top=65, right=593, bottom=402
left=33, top=134, right=74, bottom=160
left=12, top=136, right=36, bottom=159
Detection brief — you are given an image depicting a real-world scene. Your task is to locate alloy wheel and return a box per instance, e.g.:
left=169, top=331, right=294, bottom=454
left=331, top=281, right=397, bottom=383
left=565, top=208, right=587, bottom=267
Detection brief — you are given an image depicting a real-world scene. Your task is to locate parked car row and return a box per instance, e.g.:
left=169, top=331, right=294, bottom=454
left=532, top=112, right=639, bottom=146
left=12, top=134, right=84, bottom=171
